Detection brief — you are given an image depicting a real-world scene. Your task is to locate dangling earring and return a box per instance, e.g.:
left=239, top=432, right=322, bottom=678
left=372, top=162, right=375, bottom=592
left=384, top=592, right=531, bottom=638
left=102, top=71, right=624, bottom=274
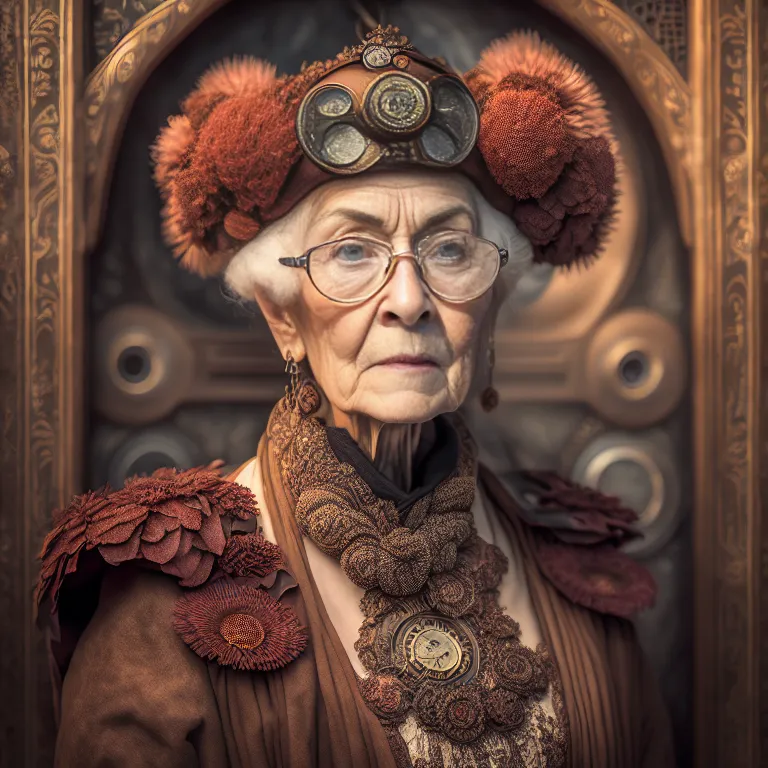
left=284, top=351, right=320, bottom=416
left=284, top=352, right=301, bottom=410
left=480, top=331, right=499, bottom=412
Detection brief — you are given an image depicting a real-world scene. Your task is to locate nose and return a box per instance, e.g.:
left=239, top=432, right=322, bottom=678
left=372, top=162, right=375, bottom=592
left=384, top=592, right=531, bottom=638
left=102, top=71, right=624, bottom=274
left=378, top=256, right=432, bottom=326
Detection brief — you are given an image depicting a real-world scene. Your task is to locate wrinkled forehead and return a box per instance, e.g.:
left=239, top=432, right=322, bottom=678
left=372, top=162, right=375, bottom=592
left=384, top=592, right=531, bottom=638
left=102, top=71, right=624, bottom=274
left=301, top=171, right=478, bottom=237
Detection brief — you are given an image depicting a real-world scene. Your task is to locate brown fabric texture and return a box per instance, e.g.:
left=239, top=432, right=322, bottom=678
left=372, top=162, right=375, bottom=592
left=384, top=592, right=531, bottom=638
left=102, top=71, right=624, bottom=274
left=52, top=443, right=674, bottom=767
left=480, top=465, right=676, bottom=768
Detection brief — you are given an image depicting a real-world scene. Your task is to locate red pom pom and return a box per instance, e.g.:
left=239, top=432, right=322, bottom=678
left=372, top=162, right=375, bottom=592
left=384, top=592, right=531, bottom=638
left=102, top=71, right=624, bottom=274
left=224, top=210, right=261, bottom=241
left=152, top=115, right=195, bottom=189
left=197, top=94, right=301, bottom=214
left=512, top=136, right=617, bottom=267
left=153, top=57, right=294, bottom=275
left=183, top=58, right=277, bottom=130
left=478, top=75, right=575, bottom=200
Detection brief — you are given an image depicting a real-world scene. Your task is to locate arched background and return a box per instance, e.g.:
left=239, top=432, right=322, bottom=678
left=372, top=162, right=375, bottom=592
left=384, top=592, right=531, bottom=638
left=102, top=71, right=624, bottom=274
left=88, top=0, right=694, bottom=760
left=0, top=0, right=766, bottom=766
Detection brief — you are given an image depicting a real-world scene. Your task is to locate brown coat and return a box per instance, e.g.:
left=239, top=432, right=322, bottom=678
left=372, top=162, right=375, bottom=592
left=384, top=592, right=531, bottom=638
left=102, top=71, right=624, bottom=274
left=51, top=454, right=674, bottom=768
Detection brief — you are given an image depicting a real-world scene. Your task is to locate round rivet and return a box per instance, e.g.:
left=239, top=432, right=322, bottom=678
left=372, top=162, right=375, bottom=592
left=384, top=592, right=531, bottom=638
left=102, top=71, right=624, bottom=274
left=393, top=54, right=410, bottom=69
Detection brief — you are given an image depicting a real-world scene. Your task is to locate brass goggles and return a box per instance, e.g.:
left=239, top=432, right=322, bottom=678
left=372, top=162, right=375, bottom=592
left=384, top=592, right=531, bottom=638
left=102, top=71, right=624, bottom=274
left=278, top=231, right=511, bottom=304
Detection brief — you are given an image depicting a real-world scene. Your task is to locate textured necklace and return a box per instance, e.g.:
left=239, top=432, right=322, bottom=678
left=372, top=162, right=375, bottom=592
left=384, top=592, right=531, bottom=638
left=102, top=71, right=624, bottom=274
left=267, top=392, right=567, bottom=767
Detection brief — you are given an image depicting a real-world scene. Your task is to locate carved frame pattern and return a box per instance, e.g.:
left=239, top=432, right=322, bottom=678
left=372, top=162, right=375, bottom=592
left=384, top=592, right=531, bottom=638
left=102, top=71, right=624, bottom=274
left=0, top=0, right=765, bottom=765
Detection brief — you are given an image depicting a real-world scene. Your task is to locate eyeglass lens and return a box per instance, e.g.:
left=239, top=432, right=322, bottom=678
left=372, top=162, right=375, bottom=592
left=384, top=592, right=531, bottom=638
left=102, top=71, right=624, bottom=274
left=307, top=233, right=501, bottom=302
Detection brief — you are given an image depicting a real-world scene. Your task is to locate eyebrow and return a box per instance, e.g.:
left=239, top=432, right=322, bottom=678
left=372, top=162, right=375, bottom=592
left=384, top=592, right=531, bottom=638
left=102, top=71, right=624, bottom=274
left=326, top=205, right=476, bottom=235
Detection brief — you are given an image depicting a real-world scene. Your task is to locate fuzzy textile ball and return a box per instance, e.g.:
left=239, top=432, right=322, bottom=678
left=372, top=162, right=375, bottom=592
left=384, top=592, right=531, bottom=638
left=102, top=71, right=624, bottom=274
left=477, top=74, right=575, bottom=200
left=512, top=136, right=616, bottom=266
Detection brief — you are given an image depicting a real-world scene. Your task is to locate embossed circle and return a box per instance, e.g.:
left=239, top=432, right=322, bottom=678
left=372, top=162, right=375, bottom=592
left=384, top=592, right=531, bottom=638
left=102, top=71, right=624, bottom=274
left=95, top=305, right=195, bottom=424
left=363, top=44, right=392, bottom=69
left=315, top=87, right=353, bottom=117
left=364, top=72, right=430, bottom=134
left=322, top=124, right=367, bottom=166
left=392, top=613, right=478, bottom=684
left=570, top=432, right=683, bottom=556
left=103, top=427, right=201, bottom=489
left=583, top=310, right=686, bottom=428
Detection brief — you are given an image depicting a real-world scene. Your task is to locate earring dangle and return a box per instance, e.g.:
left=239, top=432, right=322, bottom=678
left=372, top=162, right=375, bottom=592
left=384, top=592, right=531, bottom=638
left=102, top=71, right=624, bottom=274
left=480, top=331, right=499, bottom=412
left=284, top=352, right=321, bottom=416
left=284, top=352, right=301, bottom=411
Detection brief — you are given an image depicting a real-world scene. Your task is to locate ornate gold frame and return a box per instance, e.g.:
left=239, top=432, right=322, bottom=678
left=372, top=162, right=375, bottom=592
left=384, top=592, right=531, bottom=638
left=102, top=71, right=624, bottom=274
left=0, top=0, right=765, bottom=763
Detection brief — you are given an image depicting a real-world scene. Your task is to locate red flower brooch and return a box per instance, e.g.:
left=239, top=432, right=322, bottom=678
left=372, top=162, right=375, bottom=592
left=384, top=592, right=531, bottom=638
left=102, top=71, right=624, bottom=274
left=520, top=470, right=657, bottom=617
left=172, top=579, right=307, bottom=671
left=36, top=464, right=258, bottom=610
left=479, top=466, right=657, bottom=618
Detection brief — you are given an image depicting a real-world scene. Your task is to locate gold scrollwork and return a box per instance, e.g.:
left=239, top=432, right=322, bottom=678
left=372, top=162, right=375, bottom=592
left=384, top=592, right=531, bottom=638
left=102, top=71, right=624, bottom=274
left=84, top=0, right=225, bottom=249
left=29, top=6, right=57, bottom=107
left=758, top=0, right=768, bottom=757
left=93, top=0, right=167, bottom=63
left=689, top=0, right=764, bottom=763
left=27, top=0, right=61, bottom=479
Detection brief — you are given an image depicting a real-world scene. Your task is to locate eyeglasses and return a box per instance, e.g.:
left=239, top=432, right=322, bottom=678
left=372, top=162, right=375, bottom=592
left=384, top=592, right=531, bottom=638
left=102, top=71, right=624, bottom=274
left=278, top=231, right=513, bottom=304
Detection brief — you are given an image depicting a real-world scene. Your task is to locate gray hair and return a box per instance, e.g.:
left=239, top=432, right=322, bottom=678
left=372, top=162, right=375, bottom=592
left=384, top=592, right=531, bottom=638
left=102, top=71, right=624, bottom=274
left=224, top=181, right=533, bottom=308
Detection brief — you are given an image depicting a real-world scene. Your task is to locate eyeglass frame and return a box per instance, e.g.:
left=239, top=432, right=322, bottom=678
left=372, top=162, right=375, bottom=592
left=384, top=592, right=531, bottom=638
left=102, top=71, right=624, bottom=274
left=277, top=230, right=510, bottom=305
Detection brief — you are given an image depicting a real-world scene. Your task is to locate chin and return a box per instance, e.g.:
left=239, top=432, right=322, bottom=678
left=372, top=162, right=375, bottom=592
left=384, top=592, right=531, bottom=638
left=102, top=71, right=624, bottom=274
left=359, top=392, right=458, bottom=424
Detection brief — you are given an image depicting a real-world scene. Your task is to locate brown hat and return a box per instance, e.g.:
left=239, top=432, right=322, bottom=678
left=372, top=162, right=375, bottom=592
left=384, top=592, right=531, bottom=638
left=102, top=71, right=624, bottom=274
left=152, top=25, right=617, bottom=277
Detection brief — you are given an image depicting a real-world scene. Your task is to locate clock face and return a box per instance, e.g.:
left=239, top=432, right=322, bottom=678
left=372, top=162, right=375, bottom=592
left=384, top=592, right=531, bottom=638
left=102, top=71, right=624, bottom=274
left=393, top=613, right=479, bottom=684
left=412, top=628, right=462, bottom=673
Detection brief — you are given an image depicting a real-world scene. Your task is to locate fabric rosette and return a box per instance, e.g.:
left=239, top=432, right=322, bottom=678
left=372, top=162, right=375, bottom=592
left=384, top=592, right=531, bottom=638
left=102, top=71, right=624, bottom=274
left=491, top=643, right=549, bottom=697
left=481, top=607, right=522, bottom=640
left=36, top=464, right=258, bottom=609
left=535, top=539, right=657, bottom=618
left=485, top=688, right=527, bottom=732
left=425, top=567, right=478, bottom=618
left=413, top=684, right=446, bottom=732
left=357, top=674, right=413, bottom=725
left=173, top=578, right=307, bottom=671
left=219, top=531, right=284, bottom=577
left=412, top=683, right=487, bottom=744
left=440, top=685, right=487, bottom=744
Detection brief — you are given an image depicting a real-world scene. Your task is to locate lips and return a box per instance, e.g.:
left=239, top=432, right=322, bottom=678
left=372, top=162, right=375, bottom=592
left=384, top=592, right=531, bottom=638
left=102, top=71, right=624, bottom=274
left=374, top=355, right=439, bottom=367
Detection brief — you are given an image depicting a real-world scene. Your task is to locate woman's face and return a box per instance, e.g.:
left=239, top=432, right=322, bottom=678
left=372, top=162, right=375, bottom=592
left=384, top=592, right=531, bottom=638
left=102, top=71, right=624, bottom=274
left=272, top=172, right=494, bottom=424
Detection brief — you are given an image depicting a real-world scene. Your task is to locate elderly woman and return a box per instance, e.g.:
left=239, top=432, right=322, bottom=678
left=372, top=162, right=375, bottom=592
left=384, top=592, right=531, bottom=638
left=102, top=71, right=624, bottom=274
left=36, top=26, right=674, bottom=768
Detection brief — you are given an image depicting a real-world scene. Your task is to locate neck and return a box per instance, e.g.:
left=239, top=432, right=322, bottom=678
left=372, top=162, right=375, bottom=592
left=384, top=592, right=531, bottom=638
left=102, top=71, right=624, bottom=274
left=318, top=401, right=429, bottom=491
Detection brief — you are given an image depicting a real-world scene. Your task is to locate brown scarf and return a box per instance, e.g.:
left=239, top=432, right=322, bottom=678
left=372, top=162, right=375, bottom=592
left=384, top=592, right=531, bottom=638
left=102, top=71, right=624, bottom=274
left=229, top=397, right=673, bottom=767
left=257, top=396, right=568, bottom=766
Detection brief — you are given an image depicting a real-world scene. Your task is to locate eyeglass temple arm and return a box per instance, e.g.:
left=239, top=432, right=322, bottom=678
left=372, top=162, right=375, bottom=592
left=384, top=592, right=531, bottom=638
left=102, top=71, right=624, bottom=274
left=278, top=255, right=308, bottom=268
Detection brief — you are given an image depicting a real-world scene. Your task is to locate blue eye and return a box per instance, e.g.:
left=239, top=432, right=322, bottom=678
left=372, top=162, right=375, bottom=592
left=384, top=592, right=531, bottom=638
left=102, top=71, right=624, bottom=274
left=334, top=243, right=367, bottom=262
left=434, top=240, right=468, bottom=261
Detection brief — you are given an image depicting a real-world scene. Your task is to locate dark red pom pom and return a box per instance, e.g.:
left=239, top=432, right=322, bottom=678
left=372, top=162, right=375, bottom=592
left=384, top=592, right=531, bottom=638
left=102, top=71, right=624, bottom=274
left=477, top=76, right=575, bottom=200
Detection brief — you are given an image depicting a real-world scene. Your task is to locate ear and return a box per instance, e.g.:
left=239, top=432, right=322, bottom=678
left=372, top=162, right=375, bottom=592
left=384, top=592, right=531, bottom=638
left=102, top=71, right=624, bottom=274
left=255, top=293, right=306, bottom=363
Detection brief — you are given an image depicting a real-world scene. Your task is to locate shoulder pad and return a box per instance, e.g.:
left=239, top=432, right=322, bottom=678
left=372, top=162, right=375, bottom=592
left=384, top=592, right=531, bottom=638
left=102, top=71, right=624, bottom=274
left=35, top=463, right=260, bottom=614
left=488, top=468, right=656, bottom=619
left=500, top=469, right=640, bottom=545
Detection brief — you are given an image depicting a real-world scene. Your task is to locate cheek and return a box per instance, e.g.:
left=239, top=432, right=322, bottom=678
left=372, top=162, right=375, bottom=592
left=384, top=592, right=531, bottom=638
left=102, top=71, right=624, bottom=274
left=442, top=299, right=491, bottom=361
left=295, top=289, right=376, bottom=370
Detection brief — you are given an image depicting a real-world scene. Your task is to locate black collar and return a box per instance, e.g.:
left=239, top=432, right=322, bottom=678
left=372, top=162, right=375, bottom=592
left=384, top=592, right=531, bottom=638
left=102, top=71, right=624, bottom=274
left=324, top=416, right=460, bottom=514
